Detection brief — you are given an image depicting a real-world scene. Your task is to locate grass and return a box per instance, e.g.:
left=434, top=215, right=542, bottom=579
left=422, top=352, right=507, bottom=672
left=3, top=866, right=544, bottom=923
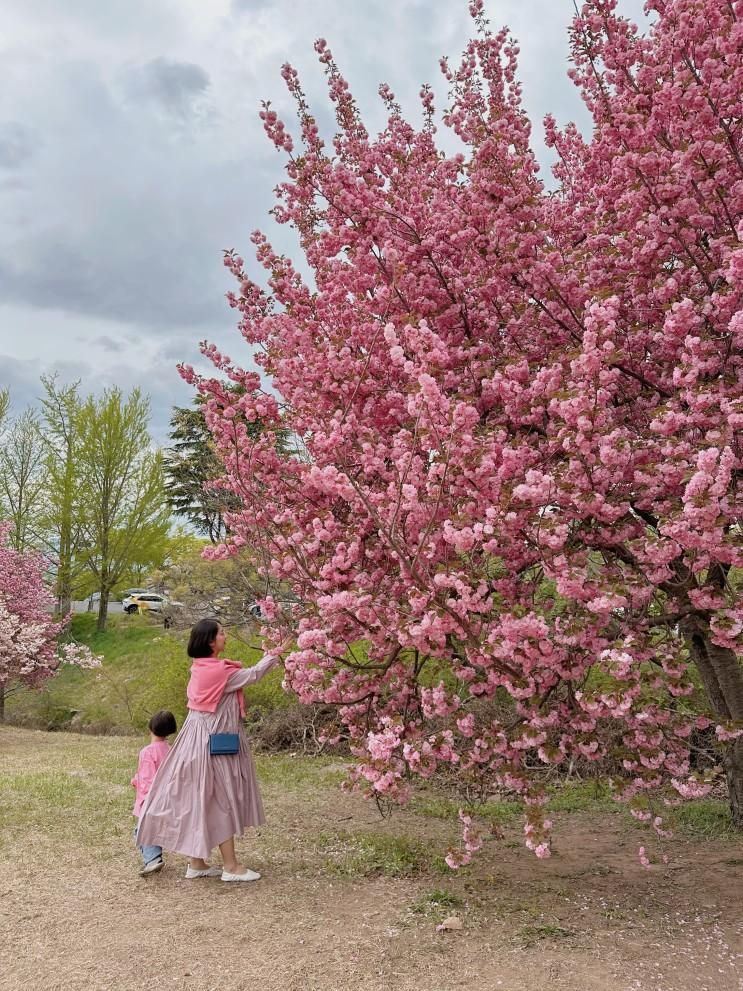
left=6, top=614, right=175, bottom=732
left=546, top=779, right=618, bottom=814
left=0, top=734, right=140, bottom=851
left=0, top=732, right=352, bottom=852
left=409, top=889, right=465, bottom=917
left=0, top=769, right=127, bottom=845
left=4, top=611, right=738, bottom=855
left=0, top=725, right=446, bottom=879
left=668, top=799, right=738, bottom=839
left=2, top=726, right=741, bottom=991
left=5, top=613, right=287, bottom=734
left=411, top=779, right=742, bottom=849
left=412, top=794, right=522, bottom=827
left=2, top=724, right=740, bottom=882
left=411, top=778, right=617, bottom=827
left=316, top=830, right=435, bottom=878
left=254, top=752, right=349, bottom=790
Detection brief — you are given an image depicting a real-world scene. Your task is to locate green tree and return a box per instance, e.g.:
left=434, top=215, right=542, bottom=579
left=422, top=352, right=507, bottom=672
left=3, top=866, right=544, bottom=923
left=114, top=527, right=175, bottom=592
left=0, top=406, right=47, bottom=552
left=38, top=376, right=88, bottom=613
left=76, top=387, right=170, bottom=632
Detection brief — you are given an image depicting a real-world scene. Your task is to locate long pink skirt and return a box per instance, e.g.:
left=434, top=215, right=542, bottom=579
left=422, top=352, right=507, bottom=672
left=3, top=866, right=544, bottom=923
left=136, top=692, right=265, bottom=860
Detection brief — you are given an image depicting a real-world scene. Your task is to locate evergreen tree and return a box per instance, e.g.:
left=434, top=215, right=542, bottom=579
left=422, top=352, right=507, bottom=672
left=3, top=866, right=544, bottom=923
left=163, top=392, right=289, bottom=543
left=163, top=399, right=232, bottom=543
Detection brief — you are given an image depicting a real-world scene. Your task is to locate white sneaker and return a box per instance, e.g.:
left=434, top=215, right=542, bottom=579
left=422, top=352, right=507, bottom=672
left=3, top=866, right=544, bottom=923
left=185, top=865, right=223, bottom=879
left=139, top=858, right=164, bottom=876
left=221, top=868, right=261, bottom=882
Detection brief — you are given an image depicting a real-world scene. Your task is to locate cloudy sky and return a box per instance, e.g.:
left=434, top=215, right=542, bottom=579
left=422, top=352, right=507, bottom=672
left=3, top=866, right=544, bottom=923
left=0, top=0, right=647, bottom=441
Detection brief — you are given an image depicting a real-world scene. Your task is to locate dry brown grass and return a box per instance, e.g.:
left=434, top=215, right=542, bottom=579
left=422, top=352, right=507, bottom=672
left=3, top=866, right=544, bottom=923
left=1, top=726, right=742, bottom=991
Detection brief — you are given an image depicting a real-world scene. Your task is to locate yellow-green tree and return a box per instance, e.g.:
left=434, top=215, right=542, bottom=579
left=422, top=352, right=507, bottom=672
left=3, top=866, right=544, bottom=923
left=76, top=388, right=170, bottom=632
left=39, top=376, right=88, bottom=613
left=0, top=406, right=47, bottom=552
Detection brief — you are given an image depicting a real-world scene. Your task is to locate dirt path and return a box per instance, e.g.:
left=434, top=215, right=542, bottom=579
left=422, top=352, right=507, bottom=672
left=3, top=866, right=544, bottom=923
left=1, top=727, right=742, bottom=991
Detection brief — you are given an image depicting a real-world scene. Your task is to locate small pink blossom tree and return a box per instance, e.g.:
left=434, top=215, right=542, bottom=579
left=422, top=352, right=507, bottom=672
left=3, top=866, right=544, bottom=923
left=182, top=0, right=743, bottom=857
left=0, top=523, right=99, bottom=720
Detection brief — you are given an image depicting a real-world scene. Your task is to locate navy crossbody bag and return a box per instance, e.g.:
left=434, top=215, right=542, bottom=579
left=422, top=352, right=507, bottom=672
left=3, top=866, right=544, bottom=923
left=209, top=733, right=240, bottom=755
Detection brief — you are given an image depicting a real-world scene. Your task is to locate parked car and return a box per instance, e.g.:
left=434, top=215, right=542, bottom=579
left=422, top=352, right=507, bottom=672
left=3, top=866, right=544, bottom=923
left=122, top=592, right=169, bottom=615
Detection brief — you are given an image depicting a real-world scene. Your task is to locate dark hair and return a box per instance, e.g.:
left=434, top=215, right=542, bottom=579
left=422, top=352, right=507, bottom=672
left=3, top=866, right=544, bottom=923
left=148, top=709, right=177, bottom=737
left=187, top=618, right=222, bottom=658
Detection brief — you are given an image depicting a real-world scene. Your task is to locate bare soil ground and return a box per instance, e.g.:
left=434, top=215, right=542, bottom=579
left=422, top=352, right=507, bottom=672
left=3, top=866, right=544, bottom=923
left=1, top=726, right=742, bottom=991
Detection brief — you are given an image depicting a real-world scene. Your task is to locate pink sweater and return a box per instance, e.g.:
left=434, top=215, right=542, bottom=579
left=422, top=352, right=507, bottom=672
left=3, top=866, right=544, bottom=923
left=187, top=658, right=247, bottom=717
left=131, top=740, right=170, bottom=816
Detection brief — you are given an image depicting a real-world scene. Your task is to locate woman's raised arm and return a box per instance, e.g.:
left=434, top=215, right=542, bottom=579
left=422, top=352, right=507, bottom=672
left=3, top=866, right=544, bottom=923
left=224, top=653, right=281, bottom=692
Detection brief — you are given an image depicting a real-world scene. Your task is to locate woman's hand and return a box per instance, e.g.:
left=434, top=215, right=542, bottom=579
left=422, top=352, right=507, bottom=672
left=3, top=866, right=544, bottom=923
left=260, top=635, right=294, bottom=667
left=271, top=636, right=294, bottom=658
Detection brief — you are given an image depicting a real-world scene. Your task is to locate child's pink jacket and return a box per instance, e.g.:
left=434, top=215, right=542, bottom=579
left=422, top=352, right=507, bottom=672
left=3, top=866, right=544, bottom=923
left=131, top=740, right=170, bottom=816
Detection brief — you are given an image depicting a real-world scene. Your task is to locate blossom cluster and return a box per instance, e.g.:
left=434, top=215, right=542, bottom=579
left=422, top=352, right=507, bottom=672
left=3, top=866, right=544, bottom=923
left=0, top=524, right=101, bottom=691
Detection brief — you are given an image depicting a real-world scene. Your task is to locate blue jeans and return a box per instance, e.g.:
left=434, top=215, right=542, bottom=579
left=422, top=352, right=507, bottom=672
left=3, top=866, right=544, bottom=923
left=134, top=819, right=162, bottom=866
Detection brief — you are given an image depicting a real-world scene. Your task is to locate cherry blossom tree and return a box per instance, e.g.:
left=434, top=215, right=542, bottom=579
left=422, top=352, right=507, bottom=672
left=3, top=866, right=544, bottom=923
left=0, top=523, right=99, bottom=720
left=182, top=0, right=743, bottom=858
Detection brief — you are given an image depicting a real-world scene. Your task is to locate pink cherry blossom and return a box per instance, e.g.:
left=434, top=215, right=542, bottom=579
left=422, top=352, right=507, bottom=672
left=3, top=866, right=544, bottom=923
left=182, top=0, right=743, bottom=860
left=0, top=523, right=101, bottom=701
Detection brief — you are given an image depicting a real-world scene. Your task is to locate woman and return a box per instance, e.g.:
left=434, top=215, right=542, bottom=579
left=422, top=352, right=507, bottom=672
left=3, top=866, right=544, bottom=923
left=136, top=618, right=285, bottom=882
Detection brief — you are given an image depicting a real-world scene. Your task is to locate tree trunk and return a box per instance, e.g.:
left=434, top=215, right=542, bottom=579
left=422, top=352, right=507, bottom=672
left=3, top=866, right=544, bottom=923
left=726, top=736, right=743, bottom=828
left=59, top=590, right=72, bottom=617
left=56, top=524, right=72, bottom=616
left=96, top=592, right=109, bottom=633
left=58, top=444, right=76, bottom=617
left=683, top=619, right=743, bottom=829
left=0, top=685, right=5, bottom=723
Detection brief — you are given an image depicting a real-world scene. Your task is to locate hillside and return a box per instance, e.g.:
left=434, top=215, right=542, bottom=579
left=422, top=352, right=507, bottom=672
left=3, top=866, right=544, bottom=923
left=5, top=613, right=287, bottom=734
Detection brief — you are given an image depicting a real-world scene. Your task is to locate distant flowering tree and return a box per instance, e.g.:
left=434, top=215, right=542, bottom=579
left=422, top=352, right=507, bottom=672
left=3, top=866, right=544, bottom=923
left=182, top=0, right=743, bottom=861
left=0, top=523, right=99, bottom=720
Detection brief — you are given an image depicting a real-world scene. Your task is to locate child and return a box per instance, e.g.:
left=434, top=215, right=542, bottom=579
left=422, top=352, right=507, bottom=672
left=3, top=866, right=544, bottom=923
left=132, top=709, right=177, bottom=876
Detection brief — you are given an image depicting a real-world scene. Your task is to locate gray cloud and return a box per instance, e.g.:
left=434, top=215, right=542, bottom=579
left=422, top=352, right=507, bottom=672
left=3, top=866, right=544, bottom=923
left=0, top=213, right=232, bottom=329
left=0, top=348, right=193, bottom=444
left=123, top=57, right=211, bottom=119
left=231, top=0, right=271, bottom=13
left=0, top=0, right=655, bottom=442
left=0, top=52, right=269, bottom=330
left=0, top=354, right=92, bottom=414
left=93, top=357, right=194, bottom=443
left=95, top=335, right=126, bottom=353
left=0, top=122, right=35, bottom=169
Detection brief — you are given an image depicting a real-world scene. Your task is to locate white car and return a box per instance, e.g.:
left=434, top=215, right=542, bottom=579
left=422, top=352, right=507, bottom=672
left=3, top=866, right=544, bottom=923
left=122, top=592, right=168, bottom=615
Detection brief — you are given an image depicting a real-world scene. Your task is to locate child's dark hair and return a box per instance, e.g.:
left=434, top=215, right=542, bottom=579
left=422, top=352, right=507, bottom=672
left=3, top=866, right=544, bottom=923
left=187, top=617, right=222, bottom=658
left=148, top=710, right=177, bottom=738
